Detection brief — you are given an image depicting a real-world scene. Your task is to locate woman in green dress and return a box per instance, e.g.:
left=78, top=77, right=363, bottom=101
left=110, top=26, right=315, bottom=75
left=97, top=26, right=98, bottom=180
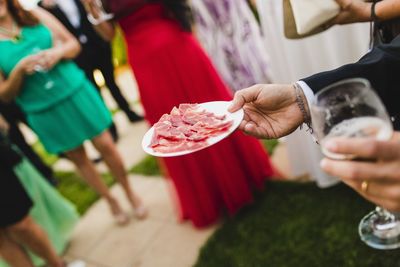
left=0, top=0, right=146, bottom=224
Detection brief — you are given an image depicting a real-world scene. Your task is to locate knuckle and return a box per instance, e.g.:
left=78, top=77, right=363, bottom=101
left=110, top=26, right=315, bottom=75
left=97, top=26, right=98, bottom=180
left=233, top=91, right=242, bottom=98
left=383, top=163, right=400, bottom=180
left=346, top=167, right=359, bottom=180
left=365, top=142, right=379, bottom=157
left=386, top=187, right=400, bottom=201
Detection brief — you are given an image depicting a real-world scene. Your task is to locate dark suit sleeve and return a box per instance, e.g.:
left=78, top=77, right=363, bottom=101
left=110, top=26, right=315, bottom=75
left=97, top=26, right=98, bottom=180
left=302, top=35, right=400, bottom=120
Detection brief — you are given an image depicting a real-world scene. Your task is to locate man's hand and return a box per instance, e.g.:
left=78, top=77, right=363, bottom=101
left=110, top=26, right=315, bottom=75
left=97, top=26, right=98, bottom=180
left=321, top=132, right=400, bottom=211
left=228, top=84, right=305, bottom=139
left=333, top=0, right=371, bottom=25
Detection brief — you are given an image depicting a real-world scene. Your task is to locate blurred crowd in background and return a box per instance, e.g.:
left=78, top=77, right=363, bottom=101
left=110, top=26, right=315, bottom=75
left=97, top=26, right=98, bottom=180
left=1, top=0, right=399, bottom=266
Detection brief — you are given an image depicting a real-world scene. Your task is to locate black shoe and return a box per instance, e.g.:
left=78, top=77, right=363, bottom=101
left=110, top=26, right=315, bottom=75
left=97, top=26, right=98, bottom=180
left=127, top=112, right=144, bottom=123
left=109, top=123, right=119, bottom=142
left=92, top=156, right=103, bottom=164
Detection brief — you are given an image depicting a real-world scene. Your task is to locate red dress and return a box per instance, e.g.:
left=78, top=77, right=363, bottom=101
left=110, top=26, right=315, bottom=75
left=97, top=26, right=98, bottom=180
left=119, top=3, right=276, bottom=228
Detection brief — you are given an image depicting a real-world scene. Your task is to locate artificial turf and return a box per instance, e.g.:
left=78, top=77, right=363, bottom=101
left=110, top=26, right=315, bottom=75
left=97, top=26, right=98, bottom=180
left=195, top=181, right=400, bottom=267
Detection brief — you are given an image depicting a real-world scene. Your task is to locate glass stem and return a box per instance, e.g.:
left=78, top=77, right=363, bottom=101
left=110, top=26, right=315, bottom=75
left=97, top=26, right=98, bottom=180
left=375, top=206, right=396, bottom=221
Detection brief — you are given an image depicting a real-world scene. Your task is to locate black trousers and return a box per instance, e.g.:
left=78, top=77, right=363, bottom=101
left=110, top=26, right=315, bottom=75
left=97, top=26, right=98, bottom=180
left=77, top=44, right=134, bottom=117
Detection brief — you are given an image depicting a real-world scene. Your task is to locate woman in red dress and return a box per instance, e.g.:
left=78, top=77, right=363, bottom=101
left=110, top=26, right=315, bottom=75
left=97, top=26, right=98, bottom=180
left=84, top=0, right=277, bottom=228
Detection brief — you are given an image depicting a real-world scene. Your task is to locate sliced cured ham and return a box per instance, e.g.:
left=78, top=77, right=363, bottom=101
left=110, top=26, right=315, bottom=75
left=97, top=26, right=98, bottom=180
left=150, top=103, right=233, bottom=153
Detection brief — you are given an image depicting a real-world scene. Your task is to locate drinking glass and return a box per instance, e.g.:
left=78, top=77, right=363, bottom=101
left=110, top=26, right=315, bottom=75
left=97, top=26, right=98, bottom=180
left=87, top=0, right=114, bottom=25
left=31, top=47, right=54, bottom=90
left=310, top=78, right=400, bottom=249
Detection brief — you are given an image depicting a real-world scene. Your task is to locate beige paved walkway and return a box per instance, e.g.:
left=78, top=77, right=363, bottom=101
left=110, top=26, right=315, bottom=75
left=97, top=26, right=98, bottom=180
left=64, top=175, right=218, bottom=267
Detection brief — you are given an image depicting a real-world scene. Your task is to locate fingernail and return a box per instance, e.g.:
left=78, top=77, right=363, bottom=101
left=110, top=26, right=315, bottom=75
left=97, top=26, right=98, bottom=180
left=324, top=140, right=338, bottom=152
left=320, top=158, right=328, bottom=169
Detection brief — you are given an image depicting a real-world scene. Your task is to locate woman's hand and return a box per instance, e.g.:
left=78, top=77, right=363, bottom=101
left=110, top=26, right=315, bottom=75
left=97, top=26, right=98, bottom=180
left=0, top=54, right=40, bottom=102
left=36, top=48, right=63, bottom=71
left=228, top=84, right=305, bottom=139
left=14, top=54, right=42, bottom=75
left=321, top=132, right=400, bottom=211
left=332, top=0, right=372, bottom=25
left=79, top=0, right=115, bottom=41
left=81, top=0, right=102, bottom=19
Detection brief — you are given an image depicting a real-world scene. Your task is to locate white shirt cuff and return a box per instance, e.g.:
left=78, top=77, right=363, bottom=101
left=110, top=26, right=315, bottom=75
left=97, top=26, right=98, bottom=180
left=295, top=81, right=318, bottom=142
left=296, top=81, right=315, bottom=110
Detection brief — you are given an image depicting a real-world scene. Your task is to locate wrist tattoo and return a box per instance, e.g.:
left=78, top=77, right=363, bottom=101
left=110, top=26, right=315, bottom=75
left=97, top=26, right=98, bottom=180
left=293, top=83, right=312, bottom=132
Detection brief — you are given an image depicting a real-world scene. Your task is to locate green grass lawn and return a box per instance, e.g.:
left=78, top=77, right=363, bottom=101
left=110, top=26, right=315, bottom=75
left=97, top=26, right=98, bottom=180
left=128, top=155, right=161, bottom=176
left=195, top=181, right=400, bottom=267
left=55, top=171, right=114, bottom=215
left=54, top=154, right=160, bottom=215
left=262, top=139, right=279, bottom=155
left=31, top=141, right=58, bottom=166
left=54, top=156, right=162, bottom=215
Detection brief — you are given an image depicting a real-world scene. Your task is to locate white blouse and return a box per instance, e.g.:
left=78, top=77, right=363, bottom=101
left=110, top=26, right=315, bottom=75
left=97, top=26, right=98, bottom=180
left=55, top=0, right=81, bottom=28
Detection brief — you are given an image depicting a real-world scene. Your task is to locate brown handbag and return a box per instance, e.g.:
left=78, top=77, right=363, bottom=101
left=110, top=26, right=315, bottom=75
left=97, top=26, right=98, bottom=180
left=282, top=0, right=333, bottom=39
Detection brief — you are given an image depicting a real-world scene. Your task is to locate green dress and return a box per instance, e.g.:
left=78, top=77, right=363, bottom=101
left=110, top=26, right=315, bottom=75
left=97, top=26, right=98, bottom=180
left=0, top=24, right=112, bottom=154
left=0, top=158, right=79, bottom=267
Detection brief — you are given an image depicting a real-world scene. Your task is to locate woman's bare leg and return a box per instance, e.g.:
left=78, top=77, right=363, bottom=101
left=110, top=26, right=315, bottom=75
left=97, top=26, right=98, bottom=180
left=5, top=216, right=63, bottom=267
left=65, top=145, right=126, bottom=221
left=0, top=230, right=34, bottom=267
left=92, top=131, right=146, bottom=217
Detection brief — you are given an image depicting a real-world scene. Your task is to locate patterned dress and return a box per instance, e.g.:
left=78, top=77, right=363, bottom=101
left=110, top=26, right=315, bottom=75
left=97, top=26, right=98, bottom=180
left=191, top=0, right=271, bottom=91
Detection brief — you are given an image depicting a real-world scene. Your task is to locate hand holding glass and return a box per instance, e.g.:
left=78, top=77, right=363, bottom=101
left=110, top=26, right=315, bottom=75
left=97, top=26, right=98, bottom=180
left=310, top=78, right=400, bottom=250
left=86, top=0, right=114, bottom=25
left=31, top=47, right=54, bottom=90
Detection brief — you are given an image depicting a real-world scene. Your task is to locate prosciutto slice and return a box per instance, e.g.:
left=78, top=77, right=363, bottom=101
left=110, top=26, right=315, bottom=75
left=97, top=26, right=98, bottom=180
left=150, top=103, right=233, bottom=153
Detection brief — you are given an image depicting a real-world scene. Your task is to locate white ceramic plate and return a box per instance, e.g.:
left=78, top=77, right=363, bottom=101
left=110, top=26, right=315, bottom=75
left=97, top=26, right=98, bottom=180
left=142, top=101, right=244, bottom=157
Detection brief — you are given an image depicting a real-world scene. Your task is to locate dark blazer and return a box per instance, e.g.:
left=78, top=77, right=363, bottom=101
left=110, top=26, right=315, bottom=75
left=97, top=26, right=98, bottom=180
left=40, top=0, right=109, bottom=67
left=302, top=35, right=400, bottom=129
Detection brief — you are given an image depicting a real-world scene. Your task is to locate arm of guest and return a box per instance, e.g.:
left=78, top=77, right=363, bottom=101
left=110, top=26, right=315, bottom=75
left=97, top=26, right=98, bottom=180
left=90, top=19, right=116, bottom=42
left=91, top=20, right=116, bottom=42
left=31, top=7, right=81, bottom=61
left=0, top=68, right=29, bottom=102
left=333, top=0, right=400, bottom=24
left=80, top=0, right=116, bottom=41
left=374, top=0, right=400, bottom=21
left=230, top=27, right=400, bottom=139
left=298, top=34, right=400, bottom=120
